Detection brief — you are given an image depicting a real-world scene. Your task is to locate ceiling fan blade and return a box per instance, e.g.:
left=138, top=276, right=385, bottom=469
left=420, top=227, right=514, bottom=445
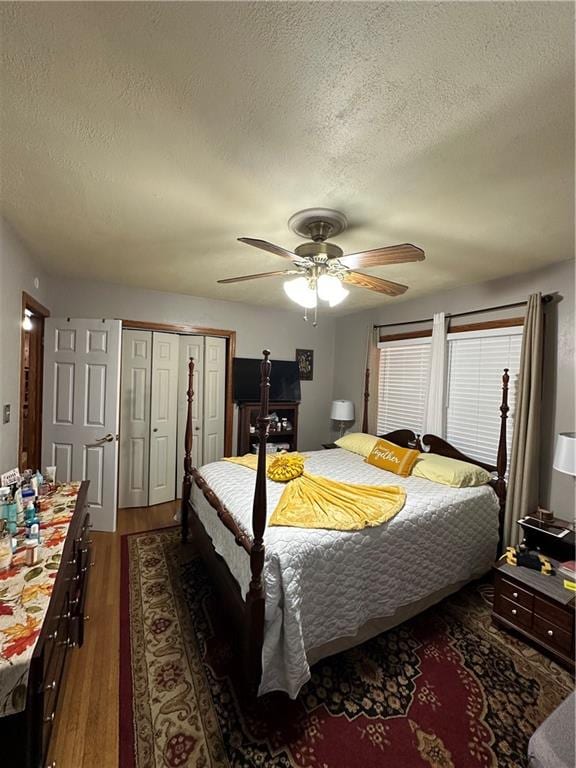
left=238, top=237, right=302, bottom=262
left=343, top=271, right=408, bottom=297
left=217, top=269, right=300, bottom=284
left=337, top=243, right=424, bottom=270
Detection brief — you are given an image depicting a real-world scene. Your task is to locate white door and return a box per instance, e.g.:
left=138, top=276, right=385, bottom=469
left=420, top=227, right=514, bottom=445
left=118, top=330, right=152, bottom=508
left=42, top=319, right=121, bottom=532
left=203, top=336, right=226, bottom=464
left=177, top=336, right=204, bottom=495
left=148, top=333, right=179, bottom=506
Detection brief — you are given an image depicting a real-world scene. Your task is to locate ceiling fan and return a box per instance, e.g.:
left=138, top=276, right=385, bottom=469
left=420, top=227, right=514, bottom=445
left=218, top=208, right=425, bottom=325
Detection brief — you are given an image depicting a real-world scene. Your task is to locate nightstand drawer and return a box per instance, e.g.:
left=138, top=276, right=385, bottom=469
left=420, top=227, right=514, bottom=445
left=534, top=596, right=572, bottom=632
left=532, top=615, right=573, bottom=655
left=498, top=577, right=534, bottom=611
left=494, top=594, right=532, bottom=629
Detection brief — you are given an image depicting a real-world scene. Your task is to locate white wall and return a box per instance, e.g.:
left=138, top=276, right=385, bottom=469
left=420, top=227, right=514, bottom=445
left=333, top=259, right=575, bottom=516
left=0, top=218, right=50, bottom=469
left=47, top=277, right=337, bottom=453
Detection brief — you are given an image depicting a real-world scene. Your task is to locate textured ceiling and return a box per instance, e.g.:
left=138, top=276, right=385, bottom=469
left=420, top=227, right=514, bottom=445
left=1, top=2, right=574, bottom=314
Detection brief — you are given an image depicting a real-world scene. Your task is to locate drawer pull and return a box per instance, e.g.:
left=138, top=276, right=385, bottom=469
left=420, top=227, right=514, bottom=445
left=58, top=611, right=71, bottom=620
left=44, top=680, right=56, bottom=692
left=511, top=609, right=517, bottom=616
left=44, top=711, right=55, bottom=723
left=547, top=629, right=554, bottom=637
left=512, top=591, right=518, bottom=599
left=47, top=630, right=58, bottom=641
left=57, top=637, right=69, bottom=647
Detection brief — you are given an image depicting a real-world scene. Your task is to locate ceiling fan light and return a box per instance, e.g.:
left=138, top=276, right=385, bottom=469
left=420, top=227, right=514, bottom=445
left=328, top=285, right=349, bottom=307
left=317, top=273, right=341, bottom=302
left=283, top=277, right=317, bottom=308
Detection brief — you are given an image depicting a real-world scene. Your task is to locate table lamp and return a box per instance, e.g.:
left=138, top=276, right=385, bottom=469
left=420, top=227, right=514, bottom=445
left=331, top=400, right=355, bottom=438
left=553, top=432, right=576, bottom=477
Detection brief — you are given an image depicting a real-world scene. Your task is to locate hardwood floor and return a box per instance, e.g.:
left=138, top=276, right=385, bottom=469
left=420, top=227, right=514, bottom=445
left=47, top=501, right=178, bottom=768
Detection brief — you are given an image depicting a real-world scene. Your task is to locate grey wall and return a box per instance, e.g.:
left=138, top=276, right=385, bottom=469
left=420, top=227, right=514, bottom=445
left=0, top=218, right=51, bottom=469
left=47, top=277, right=336, bottom=453
left=333, top=259, right=575, bottom=517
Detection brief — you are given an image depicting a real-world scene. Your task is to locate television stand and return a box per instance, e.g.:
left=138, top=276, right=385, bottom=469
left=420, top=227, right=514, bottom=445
left=237, top=401, right=299, bottom=455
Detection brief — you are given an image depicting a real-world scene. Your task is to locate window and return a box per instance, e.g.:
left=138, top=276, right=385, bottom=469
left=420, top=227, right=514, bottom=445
left=377, top=340, right=431, bottom=435
left=445, top=328, right=522, bottom=466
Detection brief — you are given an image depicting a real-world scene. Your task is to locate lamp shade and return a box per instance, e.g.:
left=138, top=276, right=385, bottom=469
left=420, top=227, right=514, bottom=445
left=331, top=399, right=355, bottom=422
left=553, top=432, right=576, bottom=476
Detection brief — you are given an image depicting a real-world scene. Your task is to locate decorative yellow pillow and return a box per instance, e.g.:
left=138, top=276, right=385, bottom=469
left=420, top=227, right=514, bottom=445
left=267, top=452, right=305, bottom=483
left=365, top=439, right=420, bottom=477
left=335, top=432, right=378, bottom=458
left=412, top=453, right=492, bottom=487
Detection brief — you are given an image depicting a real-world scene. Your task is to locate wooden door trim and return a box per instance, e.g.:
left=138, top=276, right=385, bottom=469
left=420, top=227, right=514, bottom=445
left=19, top=292, right=51, bottom=470
left=120, top=320, right=236, bottom=457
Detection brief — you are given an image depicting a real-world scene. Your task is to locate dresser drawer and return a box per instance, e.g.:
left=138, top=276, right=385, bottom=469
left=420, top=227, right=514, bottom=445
left=532, top=614, right=573, bottom=656
left=494, top=594, right=532, bottom=629
left=498, top=577, right=534, bottom=611
left=534, top=596, right=573, bottom=632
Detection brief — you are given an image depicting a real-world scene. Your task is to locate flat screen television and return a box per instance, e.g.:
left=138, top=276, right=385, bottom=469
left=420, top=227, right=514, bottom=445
left=233, top=358, right=301, bottom=403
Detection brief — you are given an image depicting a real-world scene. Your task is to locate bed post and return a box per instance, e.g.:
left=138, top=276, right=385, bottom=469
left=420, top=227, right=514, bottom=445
left=495, top=368, right=509, bottom=554
left=181, top=357, right=194, bottom=544
left=362, top=367, right=370, bottom=433
left=245, top=349, right=271, bottom=689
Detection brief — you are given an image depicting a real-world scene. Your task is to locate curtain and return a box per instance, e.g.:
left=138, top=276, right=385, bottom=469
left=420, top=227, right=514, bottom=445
left=363, top=325, right=380, bottom=434
left=423, top=312, right=447, bottom=436
left=504, top=293, right=543, bottom=547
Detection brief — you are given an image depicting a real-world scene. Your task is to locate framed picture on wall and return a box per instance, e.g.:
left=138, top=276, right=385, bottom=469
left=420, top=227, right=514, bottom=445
left=296, top=349, right=314, bottom=381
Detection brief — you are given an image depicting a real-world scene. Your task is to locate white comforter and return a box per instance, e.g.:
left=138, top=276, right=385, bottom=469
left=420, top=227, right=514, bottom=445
left=192, top=448, right=499, bottom=697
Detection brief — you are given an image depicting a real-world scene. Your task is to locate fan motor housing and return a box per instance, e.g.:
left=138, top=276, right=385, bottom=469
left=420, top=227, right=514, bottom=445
left=294, top=241, right=343, bottom=261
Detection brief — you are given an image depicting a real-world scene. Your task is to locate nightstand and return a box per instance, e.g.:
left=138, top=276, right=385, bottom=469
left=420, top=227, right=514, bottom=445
left=492, top=559, right=575, bottom=672
left=322, top=443, right=338, bottom=449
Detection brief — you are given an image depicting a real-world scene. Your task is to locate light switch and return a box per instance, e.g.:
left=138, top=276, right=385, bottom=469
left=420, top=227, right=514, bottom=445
left=3, top=405, right=10, bottom=424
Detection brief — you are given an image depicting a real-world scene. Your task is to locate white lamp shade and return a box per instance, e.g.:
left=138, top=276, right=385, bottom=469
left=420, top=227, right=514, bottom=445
left=283, top=277, right=317, bottom=308
left=331, top=399, right=355, bottom=421
left=553, top=432, right=576, bottom=476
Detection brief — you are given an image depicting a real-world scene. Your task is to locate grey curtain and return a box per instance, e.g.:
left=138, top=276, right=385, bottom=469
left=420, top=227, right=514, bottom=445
left=504, top=293, right=544, bottom=546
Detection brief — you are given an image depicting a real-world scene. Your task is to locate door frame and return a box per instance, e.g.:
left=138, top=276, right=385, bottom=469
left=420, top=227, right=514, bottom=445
left=120, top=320, right=236, bottom=457
left=19, top=291, right=50, bottom=469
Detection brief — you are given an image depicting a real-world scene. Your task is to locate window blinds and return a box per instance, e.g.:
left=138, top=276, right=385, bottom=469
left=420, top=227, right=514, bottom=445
left=445, top=330, right=522, bottom=467
left=377, top=341, right=431, bottom=435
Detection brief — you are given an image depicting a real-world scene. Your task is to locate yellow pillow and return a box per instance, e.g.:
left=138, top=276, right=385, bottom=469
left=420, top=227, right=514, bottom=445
left=267, top=452, right=305, bottom=483
left=365, top=439, right=419, bottom=477
left=412, top=453, right=492, bottom=487
left=335, top=432, right=378, bottom=458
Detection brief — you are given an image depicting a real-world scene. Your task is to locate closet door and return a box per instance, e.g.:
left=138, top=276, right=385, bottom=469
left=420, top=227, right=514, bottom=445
left=119, top=330, right=151, bottom=508
left=149, top=333, right=179, bottom=506
left=203, top=337, right=226, bottom=464
left=177, top=337, right=204, bottom=490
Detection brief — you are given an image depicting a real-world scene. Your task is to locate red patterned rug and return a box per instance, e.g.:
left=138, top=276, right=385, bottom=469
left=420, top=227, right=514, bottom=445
left=120, top=528, right=572, bottom=768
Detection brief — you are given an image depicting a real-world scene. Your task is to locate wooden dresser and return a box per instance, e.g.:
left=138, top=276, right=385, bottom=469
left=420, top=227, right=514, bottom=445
left=0, top=481, right=92, bottom=768
left=492, top=560, right=575, bottom=672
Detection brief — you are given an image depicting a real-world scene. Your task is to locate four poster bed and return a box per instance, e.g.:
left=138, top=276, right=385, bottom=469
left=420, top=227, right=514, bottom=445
left=180, top=351, right=510, bottom=698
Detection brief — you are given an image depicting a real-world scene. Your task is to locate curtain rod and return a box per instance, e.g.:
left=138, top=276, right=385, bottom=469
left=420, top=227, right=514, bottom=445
left=373, top=294, right=554, bottom=331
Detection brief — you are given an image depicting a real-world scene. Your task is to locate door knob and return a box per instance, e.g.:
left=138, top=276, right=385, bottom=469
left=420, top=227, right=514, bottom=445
left=94, top=433, right=115, bottom=444
left=153, top=428, right=158, bottom=433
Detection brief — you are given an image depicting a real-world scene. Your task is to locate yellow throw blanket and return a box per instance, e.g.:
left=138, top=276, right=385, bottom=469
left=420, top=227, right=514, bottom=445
left=223, top=453, right=406, bottom=531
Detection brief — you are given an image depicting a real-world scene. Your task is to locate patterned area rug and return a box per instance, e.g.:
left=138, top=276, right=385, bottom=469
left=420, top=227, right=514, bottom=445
left=120, top=528, right=573, bottom=768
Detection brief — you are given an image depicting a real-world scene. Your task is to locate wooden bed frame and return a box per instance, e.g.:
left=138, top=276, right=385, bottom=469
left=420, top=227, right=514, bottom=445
left=181, top=350, right=510, bottom=692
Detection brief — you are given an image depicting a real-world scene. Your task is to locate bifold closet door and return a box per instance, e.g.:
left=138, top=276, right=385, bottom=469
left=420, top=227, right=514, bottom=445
left=149, top=333, right=179, bottom=506
left=119, top=330, right=152, bottom=508
left=177, top=336, right=204, bottom=489
left=203, top=337, right=226, bottom=464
